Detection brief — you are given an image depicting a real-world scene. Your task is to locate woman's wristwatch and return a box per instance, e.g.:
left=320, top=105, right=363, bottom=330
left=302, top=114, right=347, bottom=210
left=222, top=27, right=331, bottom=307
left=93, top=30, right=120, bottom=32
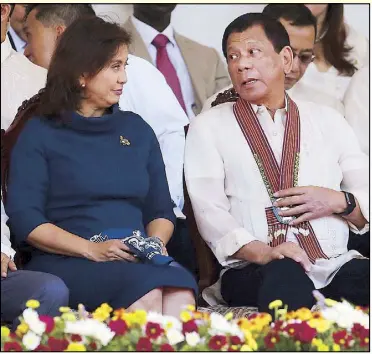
left=336, top=192, right=356, bottom=216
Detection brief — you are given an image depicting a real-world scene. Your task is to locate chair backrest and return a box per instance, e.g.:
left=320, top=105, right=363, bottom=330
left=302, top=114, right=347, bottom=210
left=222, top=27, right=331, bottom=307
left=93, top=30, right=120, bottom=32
left=1, top=89, right=45, bottom=203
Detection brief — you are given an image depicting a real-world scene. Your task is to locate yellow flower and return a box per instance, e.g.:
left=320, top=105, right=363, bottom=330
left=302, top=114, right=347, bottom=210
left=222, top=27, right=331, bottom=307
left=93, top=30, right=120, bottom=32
left=243, top=330, right=258, bottom=351
left=318, top=343, right=329, bottom=351
left=99, top=303, right=113, bottom=313
left=16, top=323, right=29, bottom=334
left=25, top=299, right=40, bottom=309
left=294, top=308, right=312, bottom=321
left=308, top=318, right=331, bottom=333
left=332, top=344, right=341, bottom=351
left=324, top=298, right=338, bottom=307
left=1, top=326, right=10, bottom=338
left=92, top=308, right=110, bottom=322
left=65, top=343, right=86, bottom=351
left=240, top=344, right=253, bottom=351
left=59, top=306, right=71, bottom=313
left=193, top=312, right=203, bottom=320
left=122, top=309, right=147, bottom=326
left=225, top=312, right=233, bottom=321
left=180, top=310, right=192, bottom=322
left=61, top=313, right=77, bottom=322
left=268, top=300, right=283, bottom=310
left=186, top=305, right=195, bottom=312
left=312, top=338, right=329, bottom=351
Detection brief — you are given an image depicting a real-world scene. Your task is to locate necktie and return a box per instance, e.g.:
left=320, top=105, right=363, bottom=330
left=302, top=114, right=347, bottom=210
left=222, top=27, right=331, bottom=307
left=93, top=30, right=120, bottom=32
left=152, top=34, right=187, bottom=113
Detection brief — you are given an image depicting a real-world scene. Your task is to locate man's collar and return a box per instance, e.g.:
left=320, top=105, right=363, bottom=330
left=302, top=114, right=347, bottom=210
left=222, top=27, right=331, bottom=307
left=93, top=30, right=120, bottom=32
left=8, top=26, right=26, bottom=51
left=251, top=94, right=288, bottom=115
left=132, top=16, right=176, bottom=48
left=1, top=37, right=13, bottom=65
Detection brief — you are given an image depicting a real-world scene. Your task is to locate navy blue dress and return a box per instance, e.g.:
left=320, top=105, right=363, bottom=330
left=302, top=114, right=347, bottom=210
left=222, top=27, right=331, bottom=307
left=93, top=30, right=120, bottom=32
left=6, top=105, right=197, bottom=310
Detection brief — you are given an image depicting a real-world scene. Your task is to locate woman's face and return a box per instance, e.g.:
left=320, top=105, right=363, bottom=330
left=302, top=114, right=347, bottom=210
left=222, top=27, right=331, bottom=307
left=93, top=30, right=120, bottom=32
left=80, top=45, right=129, bottom=111
left=305, top=4, right=328, bottom=19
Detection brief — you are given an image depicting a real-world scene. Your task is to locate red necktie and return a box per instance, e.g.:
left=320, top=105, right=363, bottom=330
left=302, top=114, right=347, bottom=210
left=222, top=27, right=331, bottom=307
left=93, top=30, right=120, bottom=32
left=152, top=34, right=187, bottom=113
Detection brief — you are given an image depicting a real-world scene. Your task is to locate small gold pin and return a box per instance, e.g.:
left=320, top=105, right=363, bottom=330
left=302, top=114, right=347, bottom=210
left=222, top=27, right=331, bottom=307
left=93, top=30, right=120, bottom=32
left=120, top=136, right=130, bottom=146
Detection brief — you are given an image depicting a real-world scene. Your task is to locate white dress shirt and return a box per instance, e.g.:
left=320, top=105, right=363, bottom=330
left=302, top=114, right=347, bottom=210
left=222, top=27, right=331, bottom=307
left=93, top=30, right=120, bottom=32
left=132, top=16, right=196, bottom=119
left=119, top=54, right=188, bottom=218
left=1, top=200, right=16, bottom=260
left=185, top=99, right=369, bottom=304
left=8, top=26, right=26, bottom=53
left=1, top=37, right=47, bottom=130
left=343, top=66, right=369, bottom=156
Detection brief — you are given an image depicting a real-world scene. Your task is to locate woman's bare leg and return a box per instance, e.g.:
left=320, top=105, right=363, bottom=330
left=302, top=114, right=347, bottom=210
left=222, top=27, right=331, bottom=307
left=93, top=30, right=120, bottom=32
left=162, top=287, right=195, bottom=317
left=126, top=288, right=163, bottom=313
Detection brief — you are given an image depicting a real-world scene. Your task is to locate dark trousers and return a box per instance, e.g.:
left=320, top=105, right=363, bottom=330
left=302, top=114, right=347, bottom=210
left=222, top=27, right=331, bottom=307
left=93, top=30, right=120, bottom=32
left=166, top=218, right=198, bottom=278
left=1, top=270, right=69, bottom=328
left=348, top=231, right=369, bottom=258
left=221, top=258, right=369, bottom=316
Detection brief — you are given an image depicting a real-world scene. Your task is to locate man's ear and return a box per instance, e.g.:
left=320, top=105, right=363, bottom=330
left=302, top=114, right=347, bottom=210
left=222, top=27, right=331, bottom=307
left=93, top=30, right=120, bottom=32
left=55, top=24, right=66, bottom=39
left=280, top=45, right=293, bottom=76
left=1, top=4, right=12, bottom=24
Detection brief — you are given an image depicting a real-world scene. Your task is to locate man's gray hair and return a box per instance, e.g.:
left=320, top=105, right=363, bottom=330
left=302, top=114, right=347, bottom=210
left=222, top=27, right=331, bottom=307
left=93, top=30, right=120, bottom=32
left=25, top=4, right=96, bottom=27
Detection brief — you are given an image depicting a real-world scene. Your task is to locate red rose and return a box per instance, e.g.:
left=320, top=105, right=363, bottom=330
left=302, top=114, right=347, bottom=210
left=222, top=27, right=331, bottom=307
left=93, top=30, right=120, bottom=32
left=209, top=335, right=227, bottom=350
left=272, top=320, right=284, bottom=331
left=360, top=337, right=370, bottom=348
left=182, top=320, right=198, bottom=333
left=136, top=337, right=153, bottom=351
left=247, top=313, right=258, bottom=320
left=35, top=344, right=50, bottom=351
left=352, top=323, right=369, bottom=339
left=71, top=334, right=83, bottom=342
left=160, top=344, right=175, bottom=351
left=230, top=336, right=242, bottom=345
left=146, top=322, right=164, bottom=339
left=47, top=337, right=69, bottom=351
left=109, top=319, right=128, bottom=335
left=294, top=322, right=316, bottom=343
left=89, top=341, right=98, bottom=350
left=4, top=342, right=23, bottom=352
left=264, top=332, right=280, bottom=349
left=283, top=323, right=298, bottom=336
left=39, top=315, right=55, bottom=334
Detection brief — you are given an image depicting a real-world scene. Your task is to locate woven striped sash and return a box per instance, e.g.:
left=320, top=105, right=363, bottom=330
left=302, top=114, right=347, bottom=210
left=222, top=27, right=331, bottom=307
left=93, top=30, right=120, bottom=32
left=233, top=95, right=328, bottom=264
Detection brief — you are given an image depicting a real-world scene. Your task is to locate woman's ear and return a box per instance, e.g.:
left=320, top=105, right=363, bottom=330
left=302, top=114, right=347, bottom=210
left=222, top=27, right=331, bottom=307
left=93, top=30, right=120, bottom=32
left=280, top=45, right=294, bottom=76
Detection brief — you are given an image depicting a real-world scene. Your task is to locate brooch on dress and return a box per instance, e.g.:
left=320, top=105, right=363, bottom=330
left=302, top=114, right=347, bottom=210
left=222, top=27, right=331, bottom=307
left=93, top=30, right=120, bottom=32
left=120, top=136, right=130, bottom=146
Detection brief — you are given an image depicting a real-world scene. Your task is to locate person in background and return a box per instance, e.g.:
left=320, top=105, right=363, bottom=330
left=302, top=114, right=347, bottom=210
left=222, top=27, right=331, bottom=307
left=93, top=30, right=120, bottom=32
left=6, top=16, right=197, bottom=316
left=1, top=3, right=46, bottom=130
left=7, top=4, right=27, bottom=52
left=185, top=13, right=369, bottom=314
left=1, top=200, right=69, bottom=328
left=23, top=4, right=197, bottom=276
left=302, top=4, right=368, bottom=112
left=124, top=4, right=231, bottom=118
left=343, top=65, right=369, bottom=157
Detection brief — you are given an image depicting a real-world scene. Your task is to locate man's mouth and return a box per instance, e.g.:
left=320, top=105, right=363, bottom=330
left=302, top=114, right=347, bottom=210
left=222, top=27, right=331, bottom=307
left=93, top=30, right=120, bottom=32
left=242, top=79, right=258, bottom=86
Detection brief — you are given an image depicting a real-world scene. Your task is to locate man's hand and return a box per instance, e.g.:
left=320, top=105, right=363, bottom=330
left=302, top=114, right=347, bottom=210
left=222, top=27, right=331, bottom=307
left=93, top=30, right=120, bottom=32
left=1, top=252, right=17, bottom=278
left=273, top=186, right=346, bottom=226
left=261, top=242, right=312, bottom=272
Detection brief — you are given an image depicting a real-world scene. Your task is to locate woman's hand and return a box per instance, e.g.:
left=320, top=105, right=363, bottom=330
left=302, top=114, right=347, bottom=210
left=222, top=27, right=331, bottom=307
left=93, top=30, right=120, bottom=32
left=86, top=240, right=138, bottom=262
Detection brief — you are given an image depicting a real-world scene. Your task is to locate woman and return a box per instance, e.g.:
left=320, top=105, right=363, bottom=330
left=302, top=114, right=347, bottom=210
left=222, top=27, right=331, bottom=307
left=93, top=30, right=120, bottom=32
left=5, top=16, right=197, bottom=316
left=302, top=4, right=368, bottom=113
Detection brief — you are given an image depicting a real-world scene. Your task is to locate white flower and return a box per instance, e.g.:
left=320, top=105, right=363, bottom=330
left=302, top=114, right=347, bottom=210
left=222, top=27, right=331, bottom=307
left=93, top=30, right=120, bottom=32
left=146, top=312, right=182, bottom=332
left=22, top=331, right=41, bottom=350
left=209, top=313, right=243, bottom=338
left=22, top=308, right=46, bottom=336
left=166, top=328, right=185, bottom=346
left=185, top=332, right=201, bottom=347
left=64, top=319, right=115, bottom=346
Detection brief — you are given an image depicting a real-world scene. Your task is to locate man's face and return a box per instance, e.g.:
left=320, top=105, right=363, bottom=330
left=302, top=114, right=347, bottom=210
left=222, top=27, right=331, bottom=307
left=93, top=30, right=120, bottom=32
left=133, top=4, right=176, bottom=21
left=279, top=19, right=315, bottom=90
left=23, top=8, right=61, bottom=69
left=9, top=4, right=27, bottom=41
left=226, top=25, right=292, bottom=105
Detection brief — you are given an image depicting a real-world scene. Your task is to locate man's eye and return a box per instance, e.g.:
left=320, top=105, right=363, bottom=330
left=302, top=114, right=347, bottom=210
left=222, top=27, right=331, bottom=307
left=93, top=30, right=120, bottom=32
left=228, top=53, right=238, bottom=60
left=249, top=48, right=260, bottom=55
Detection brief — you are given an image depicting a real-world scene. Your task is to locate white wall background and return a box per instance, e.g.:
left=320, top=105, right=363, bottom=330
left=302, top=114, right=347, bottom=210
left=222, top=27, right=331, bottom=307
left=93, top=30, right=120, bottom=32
left=94, top=4, right=370, bottom=59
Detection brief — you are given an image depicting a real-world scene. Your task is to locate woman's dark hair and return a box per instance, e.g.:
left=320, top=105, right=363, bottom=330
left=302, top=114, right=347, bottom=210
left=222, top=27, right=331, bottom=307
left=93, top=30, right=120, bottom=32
left=321, top=4, right=356, bottom=76
left=222, top=13, right=290, bottom=59
left=38, top=16, right=131, bottom=119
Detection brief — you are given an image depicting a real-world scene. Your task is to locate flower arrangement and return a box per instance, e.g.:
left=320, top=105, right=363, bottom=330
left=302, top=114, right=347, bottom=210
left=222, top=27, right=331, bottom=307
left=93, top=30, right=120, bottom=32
left=1, top=291, right=369, bottom=351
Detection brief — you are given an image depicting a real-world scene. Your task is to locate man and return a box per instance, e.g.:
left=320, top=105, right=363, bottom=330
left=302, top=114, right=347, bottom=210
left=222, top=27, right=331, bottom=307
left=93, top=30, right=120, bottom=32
left=185, top=13, right=369, bottom=314
left=2, top=198, right=69, bottom=326
left=1, top=3, right=47, bottom=130
left=123, top=4, right=230, bottom=117
left=22, top=4, right=197, bottom=275
left=202, top=4, right=343, bottom=115
left=7, top=4, right=27, bottom=52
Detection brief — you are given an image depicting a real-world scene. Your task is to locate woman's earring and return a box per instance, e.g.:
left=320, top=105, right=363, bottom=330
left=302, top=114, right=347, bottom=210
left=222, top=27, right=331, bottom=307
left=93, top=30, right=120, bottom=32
left=81, top=83, right=85, bottom=88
